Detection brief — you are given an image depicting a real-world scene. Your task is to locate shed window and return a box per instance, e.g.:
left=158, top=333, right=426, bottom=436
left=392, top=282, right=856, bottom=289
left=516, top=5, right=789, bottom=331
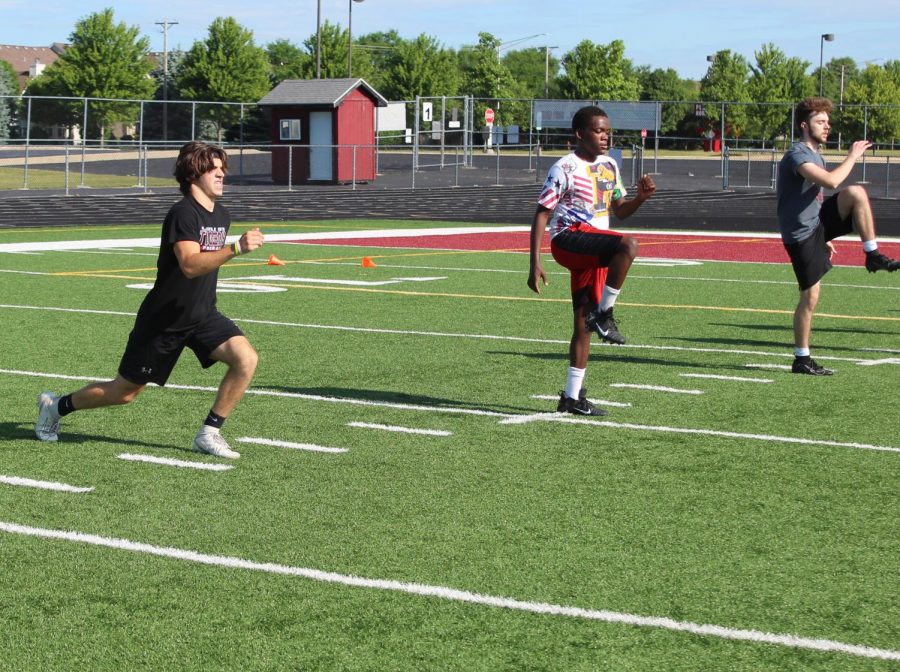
left=280, top=119, right=302, bottom=140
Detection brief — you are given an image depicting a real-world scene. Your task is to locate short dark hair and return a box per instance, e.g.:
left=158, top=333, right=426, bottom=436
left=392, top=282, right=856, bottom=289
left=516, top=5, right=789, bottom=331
left=571, top=105, right=609, bottom=133
left=795, top=97, right=833, bottom=133
left=173, top=141, right=229, bottom=195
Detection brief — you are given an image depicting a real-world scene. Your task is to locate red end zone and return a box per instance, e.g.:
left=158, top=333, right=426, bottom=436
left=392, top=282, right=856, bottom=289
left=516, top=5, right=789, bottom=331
left=288, top=230, right=900, bottom=267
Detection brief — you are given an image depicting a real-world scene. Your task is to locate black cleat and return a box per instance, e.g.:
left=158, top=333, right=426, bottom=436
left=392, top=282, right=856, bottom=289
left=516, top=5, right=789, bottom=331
left=586, top=307, right=626, bottom=344
left=791, top=357, right=833, bottom=376
left=557, top=389, right=608, bottom=416
left=865, top=250, right=900, bottom=273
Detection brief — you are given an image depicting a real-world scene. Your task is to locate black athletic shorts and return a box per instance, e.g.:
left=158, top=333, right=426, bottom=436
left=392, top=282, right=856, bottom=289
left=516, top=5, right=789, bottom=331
left=783, top=194, right=854, bottom=290
left=118, top=310, right=244, bottom=386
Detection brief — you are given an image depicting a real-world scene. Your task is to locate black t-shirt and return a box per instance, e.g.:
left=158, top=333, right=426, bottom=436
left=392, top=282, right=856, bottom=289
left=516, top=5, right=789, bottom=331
left=133, top=195, right=231, bottom=335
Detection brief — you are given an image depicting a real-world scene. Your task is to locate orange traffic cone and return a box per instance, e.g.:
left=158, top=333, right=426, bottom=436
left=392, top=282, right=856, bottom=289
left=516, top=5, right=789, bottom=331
left=267, top=254, right=285, bottom=266
left=362, top=256, right=377, bottom=268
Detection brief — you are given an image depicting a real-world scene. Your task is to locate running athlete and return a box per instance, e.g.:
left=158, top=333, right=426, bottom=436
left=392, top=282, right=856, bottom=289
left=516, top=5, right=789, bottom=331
left=777, top=96, right=899, bottom=376
left=36, top=141, right=264, bottom=458
left=528, top=105, right=655, bottom=416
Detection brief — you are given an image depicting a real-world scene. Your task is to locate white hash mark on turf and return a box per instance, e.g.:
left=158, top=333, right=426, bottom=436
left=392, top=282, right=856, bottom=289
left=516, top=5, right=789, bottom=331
left=500, top=413, right=560, bottom=425
left=680, top=373, right=773, bottom=383
left=531, top=394, right=632, bottom=408
left=117, top=453, right=234, bottom=471
left=346, top=422, right=451, bottom=437
left=609, top=384, right=704, bottom=395
left=745, top=364, right=794, bottom=371
left=542, top=419, right=900, bottom=454
left=236, top=437, right=347, bottom=454
left=0, top=475, right=93, bottom=493
left=0, top=521, right=897, bottom=661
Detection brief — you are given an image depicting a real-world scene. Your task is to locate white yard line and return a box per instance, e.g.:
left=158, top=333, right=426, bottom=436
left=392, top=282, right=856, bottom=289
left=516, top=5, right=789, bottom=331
left=235, top=437, right=347, bottom=454
left=0, top=474, right=93, bottom=493
left=680, top=373, right=773, bottom=383
left=347, top=422, right=452, bottom=437
left=2, top=368, right=897, bottom=453
left=0, top=304, right=883, bottom=366
left=117, top=453, right=233, bottom=471
left=0, top=520, right=896, bottom=662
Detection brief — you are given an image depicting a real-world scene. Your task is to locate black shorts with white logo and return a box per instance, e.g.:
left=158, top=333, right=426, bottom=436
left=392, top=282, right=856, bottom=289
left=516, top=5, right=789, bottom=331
left=118, top=310, right=244, bottom=386
left=783, top=194, right=854, bottom=290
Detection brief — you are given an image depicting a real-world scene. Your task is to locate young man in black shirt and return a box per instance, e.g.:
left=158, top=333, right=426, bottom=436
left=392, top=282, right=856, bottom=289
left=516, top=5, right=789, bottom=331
left=36, top=141, right=264, bottom=458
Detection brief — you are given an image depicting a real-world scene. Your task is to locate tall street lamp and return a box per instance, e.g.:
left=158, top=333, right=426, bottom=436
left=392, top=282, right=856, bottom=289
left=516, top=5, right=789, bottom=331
left=819, top=33, right=834, bottom=95
left=348, top=0, right=365, bottom=78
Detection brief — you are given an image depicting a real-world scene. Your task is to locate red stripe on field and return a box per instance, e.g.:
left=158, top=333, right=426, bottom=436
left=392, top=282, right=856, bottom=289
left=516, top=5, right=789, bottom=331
left=289, top=232, right=899, bottom=266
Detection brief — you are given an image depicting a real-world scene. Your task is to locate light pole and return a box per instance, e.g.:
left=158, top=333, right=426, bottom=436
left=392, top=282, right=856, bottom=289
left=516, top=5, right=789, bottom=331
left=316, top=0, right=322, bottom=79
left=819, top=33, right=834, bottom=95
left=544, top=45, right=558, bottom=98
left=348, top=0, right=365, bottom=78
left=155, top=20, right=178, bottom=142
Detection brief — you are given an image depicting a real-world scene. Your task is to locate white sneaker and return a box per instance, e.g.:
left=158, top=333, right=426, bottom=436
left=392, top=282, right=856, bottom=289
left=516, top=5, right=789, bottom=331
left=192, top=430, right=240, bottom=459
left=36, top=391, right=61, bottom=442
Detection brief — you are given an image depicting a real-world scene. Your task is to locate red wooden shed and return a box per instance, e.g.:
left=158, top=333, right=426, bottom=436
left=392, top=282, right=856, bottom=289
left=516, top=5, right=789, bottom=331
left=258, top=78, right=388, bottom=185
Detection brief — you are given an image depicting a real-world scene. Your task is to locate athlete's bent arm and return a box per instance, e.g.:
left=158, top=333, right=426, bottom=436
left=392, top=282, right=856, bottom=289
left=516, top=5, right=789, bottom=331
left=798, top=140, right=871, bottom=190
left=612, top=174, right=655, bottom=220
left=175, top=228, right=264, bottom=279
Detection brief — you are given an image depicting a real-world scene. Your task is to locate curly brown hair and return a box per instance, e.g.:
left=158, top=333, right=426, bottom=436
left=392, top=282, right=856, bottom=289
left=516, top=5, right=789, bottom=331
left=795, top=97, right=833, bottom=133
left=173, top=141, right=229, bottom=195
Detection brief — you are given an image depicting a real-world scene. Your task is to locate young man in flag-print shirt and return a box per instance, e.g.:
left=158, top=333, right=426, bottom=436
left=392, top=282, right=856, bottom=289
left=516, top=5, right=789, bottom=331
left=528, top=105, right=655, bottom=416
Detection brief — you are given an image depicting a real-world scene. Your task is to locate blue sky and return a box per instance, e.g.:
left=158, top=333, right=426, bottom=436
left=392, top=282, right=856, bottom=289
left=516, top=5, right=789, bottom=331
left=3, top=0, right=898, bottom=80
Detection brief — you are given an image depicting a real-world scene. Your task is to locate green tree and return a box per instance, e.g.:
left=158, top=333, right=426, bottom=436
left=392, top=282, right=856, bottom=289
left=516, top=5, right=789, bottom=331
left=558, top=39, right=640, bottom=101
left=699, top=50, right=751, bottom=138
left=820, top=57, right=859, bottom=104
left=503, top=47, right=560, bottom=99
left=0, top=71, right=11, bottom=141
left=746, top=44, right=811, bottom=144
left=177, top=17, right=272, bottom=141
left=0, top=60, right=18, bottom=95
left=25, top=8, right=155, bottom=140
left=842, top=63, right=900, bottom=144
left=299, top=20, right=373, bottom=80
left=355, top=29, right=403, bottom=92
left=458, top=33, right=523, bottom=125
left=637, top=67, right=696, bottom=134
left=0, top=60, right=18, bottom=140
left=267, top=39, right=309, bottom=87
left=459, top=33, right=515, bottom=98
left=384, top=34, right=459, bottom=100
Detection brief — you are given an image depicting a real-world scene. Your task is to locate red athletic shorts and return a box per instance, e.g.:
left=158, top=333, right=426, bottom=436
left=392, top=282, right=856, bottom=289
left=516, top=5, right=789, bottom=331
left=550, top=223, right=624, bottom=307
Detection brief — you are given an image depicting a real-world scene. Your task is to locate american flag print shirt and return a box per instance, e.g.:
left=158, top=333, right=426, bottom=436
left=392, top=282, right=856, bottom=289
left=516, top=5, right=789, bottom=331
left=537, top=152, right=626, bottom=238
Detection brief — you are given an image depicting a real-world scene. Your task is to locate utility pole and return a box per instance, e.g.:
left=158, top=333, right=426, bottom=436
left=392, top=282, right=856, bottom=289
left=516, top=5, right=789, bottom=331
left=156, top=20, right=178, bottom=142
left=316, top=0, right=322, bottom=78
left=544, top=45, right=558, bottom=98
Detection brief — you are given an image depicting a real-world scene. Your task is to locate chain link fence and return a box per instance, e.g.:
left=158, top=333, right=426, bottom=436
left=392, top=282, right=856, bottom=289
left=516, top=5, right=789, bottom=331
left=0, top=94, right=896, bottom=197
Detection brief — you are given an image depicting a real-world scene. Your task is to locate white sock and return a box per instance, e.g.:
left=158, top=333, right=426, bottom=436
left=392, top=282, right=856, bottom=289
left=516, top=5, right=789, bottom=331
left=598, top=285, right=621, bottom=312
left=863, top=240, right=878, bottom=253
left=795, top=347, right=810, bottom=358
left=565, top=367, right=586, bottom=399
left=198, top=425, right=220, bottom=435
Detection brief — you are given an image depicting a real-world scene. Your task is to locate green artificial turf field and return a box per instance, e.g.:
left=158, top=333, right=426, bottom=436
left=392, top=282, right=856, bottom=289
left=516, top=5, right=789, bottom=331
left=0, top=220, right=897, bottom=671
